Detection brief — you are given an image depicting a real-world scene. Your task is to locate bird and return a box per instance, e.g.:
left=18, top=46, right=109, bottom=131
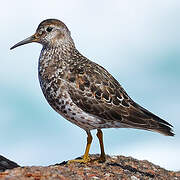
left=10, top=19, right=174, bottom=163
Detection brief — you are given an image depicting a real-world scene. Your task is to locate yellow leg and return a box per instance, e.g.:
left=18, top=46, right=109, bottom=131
left=96, top=129, right=106, bottom=162
left=68, top=131, right=92, bottom=164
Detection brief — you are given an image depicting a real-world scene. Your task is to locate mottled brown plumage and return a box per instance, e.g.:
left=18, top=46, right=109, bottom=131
left=10, top=19, right=174, bottom=163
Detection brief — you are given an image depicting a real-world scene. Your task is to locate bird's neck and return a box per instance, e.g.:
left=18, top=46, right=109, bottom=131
left=40, top=40, right=76, bottom=61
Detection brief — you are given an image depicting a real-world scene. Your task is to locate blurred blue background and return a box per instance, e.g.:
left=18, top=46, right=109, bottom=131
left=1, top=0, right=180, bottom=170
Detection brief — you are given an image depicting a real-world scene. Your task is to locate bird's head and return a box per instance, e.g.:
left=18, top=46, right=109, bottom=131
left=10, top=19, right=73, bottom=50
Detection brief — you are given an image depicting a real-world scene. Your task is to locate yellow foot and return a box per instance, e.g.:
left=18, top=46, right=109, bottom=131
left=92, top=155, right=106, bottom=163
left=97, top=156, right=106, bottom=163
left=67, top=156, right=91, bottom=164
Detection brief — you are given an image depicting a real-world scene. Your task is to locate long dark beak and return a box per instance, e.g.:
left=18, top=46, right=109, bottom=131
left=10, top=34, right=38, bottom=50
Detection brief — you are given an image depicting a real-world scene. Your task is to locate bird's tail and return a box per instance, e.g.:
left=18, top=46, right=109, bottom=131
left=127, top=102, right=175, bottom=136
left=150, top=122, right=174, bottom=136
left=138, top=104, right=174, bottom=136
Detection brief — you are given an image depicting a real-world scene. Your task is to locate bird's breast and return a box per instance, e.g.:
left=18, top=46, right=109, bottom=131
left=38, top=61, right=101, bottom=130
left=38, top=58, right=66, bottom=99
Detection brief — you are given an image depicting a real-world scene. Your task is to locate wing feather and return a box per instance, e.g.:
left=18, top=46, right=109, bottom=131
left=66, top=59, right=174, bottom=136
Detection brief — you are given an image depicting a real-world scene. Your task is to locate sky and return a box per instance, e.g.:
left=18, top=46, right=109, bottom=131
left=0, top=0, right=180, bottom=171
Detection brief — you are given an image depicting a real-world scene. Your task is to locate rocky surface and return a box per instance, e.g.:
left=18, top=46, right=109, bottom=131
left=0, top=154, right=179, bottom=180
left=0, top=155, right=19, bottom=172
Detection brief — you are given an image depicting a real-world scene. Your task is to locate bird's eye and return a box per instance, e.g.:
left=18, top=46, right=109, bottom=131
left=46, top=27, right=53, bottom=32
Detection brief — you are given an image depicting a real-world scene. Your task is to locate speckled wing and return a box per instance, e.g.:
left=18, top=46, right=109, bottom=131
left=67, top=60, right=174, bottom=136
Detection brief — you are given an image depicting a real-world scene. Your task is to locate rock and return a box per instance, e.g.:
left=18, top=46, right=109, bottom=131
left=0, top=154, right=179, bottom=180
left=0, top=155, right=19, bottom=172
